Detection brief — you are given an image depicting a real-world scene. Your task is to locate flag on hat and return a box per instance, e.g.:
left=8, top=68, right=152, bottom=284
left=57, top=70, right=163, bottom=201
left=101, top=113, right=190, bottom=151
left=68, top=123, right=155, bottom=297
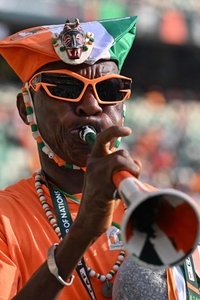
left=0, top=16, right=137, bottom=82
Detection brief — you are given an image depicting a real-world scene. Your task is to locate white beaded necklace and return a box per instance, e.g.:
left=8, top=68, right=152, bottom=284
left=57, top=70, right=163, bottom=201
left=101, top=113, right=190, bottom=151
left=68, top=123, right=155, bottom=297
left=35, top=170, right=125, bottom=285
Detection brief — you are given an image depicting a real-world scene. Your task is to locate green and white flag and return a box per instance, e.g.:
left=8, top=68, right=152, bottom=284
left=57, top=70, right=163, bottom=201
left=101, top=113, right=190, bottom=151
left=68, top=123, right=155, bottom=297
left=0, top=16, right=138, bottom=82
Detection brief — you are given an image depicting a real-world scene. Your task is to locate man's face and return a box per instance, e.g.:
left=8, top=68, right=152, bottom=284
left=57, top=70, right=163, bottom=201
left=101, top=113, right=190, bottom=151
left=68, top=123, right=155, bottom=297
left=31, top=61, right=126, bottom=167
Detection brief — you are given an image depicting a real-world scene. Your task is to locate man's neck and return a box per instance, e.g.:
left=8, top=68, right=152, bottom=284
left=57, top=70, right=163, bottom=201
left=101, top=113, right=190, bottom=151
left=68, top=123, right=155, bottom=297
left=40, top=156, right=85, bottom=195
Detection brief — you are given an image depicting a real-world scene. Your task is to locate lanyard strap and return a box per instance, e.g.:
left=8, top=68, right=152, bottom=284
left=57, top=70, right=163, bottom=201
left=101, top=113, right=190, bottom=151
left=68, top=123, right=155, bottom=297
left=48, top=183, right=97, bottom=300
left=181, top=255, right=200, bottom=299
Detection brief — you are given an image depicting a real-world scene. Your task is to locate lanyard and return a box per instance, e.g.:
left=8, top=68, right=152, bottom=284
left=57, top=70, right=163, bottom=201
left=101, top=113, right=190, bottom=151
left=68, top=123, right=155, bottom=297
left=48, top=183, right=97, bottom=300
left=181, top=255, right=200, bottom=299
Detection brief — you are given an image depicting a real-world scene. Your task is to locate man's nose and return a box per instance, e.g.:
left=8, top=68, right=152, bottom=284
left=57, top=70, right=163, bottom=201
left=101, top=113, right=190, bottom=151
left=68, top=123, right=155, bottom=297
left=75, top=86, right=103, bottom=116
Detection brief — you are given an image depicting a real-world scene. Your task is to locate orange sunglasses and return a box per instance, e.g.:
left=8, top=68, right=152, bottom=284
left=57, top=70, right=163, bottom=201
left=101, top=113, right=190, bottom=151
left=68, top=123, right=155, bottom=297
left=28, top=69, right=132, bottom=104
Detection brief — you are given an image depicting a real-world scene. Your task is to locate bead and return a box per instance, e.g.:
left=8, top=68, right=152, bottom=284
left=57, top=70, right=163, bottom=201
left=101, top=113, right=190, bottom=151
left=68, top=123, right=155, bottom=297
left=43, top=204, right=49, bottom=209
left=118, top=251, right=125, bottom=261
left=65, top=163, right=73, bottom=169
left=31, top=124, right=38, bottom=132
left=86, top=32, right=92, bottom=38
left=113, top=265, right=120, bottom=271
left=44, top=208, right=51, bottom=214
left=89, top=270, right=96, bottom=277
left=26, top=106, right=33, bottom=114
left=32, top=131, right=40, bottom=139
left=41, top=200, right=47, bottom=205
left=73, top=165, right=81, bottom=170
left=54, top=227, right=61, bottom=234
left=83, top=45, right=88, bottom=51
left=48, top=152, right=55, bottom=159
left=113, top=261, right=121, bottom=270
left=60, top=46, right=65, bottom=52
left=89, top=38, right=94, bottom=43
left=100, top=275, right=106, bottom=282
left=106, top=273, right=113, bottom=280
left=46, top=211, right=52, bottom=216
left=27, top=115, right=34, bottom=123
left=118, top=255, right=124, bottom=261
left=52, top=32, right=58, bottom=39
left=50, top=218, right=56, bottom=225
left=115, top=260, right=121, bottom=266
left=38, top=141, right=45, bottom=150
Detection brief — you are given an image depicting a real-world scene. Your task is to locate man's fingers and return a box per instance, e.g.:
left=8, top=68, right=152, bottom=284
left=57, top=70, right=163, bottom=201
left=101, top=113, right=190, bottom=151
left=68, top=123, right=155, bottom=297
left=91, top=126, right=132, bottom=157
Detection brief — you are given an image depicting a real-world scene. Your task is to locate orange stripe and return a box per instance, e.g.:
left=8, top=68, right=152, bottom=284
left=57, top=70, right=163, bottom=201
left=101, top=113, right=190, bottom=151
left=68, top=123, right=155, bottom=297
left=186, top=281, right=200, bottom=294
left=167, top=269, right=178, bottom=300
left=36, top=136, right=43, bottom=143
left=112, top=170, right=133, bottom=188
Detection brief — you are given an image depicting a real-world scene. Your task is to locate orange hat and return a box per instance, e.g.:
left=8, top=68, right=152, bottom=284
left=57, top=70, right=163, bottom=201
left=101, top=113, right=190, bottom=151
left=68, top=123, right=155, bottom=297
left=0, top=16, right=137, bottom=82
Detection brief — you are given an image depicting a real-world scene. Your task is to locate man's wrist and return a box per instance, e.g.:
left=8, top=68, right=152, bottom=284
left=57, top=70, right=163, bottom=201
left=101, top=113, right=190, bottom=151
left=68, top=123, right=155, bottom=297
left=47, top=243, right=75, bottom=286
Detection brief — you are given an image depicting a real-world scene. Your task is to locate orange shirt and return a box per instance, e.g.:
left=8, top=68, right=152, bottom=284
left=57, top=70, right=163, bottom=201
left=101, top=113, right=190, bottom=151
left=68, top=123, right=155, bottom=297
left=0, top=173, right=196, bottom=300
left=0, top=173, right=126, bottom=300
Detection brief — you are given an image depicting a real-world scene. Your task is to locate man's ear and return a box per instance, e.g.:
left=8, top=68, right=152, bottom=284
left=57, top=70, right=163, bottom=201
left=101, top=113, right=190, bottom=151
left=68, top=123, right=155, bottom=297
left=16, top=93, right=29, bottom=125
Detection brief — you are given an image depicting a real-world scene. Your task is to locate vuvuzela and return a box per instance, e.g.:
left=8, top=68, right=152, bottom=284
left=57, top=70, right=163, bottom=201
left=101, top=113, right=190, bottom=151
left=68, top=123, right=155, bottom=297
left=79, top=125, right=200, bottom=270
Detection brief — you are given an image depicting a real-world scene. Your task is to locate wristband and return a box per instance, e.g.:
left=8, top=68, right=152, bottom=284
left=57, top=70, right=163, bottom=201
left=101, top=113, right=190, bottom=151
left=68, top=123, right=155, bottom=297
left=47, top=243, right=75, bottom=286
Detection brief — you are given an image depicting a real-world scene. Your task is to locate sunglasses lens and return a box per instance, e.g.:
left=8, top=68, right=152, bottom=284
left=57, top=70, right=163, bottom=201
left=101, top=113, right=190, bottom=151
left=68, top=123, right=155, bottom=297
left=41, top=74, right=84, bottom=100
left=96, top=78, right=131, bottom=102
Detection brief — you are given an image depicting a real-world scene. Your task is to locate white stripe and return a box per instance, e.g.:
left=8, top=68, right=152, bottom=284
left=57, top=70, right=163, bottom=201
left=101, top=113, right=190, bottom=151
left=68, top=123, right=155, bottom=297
left=81, top=21, right=114, bottom=63
left=172, top=266, right=187, bottom=300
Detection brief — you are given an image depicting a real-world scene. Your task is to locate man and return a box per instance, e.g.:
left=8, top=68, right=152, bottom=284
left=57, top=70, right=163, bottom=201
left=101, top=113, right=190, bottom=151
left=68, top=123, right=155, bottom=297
left=0, top=16, right=141, bottom=299
left=0, top=16, right=197, bottom=300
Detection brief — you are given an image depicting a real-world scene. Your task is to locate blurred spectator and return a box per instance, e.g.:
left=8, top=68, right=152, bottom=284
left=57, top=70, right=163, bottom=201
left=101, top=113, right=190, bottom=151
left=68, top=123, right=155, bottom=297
left=0, top=23, right=9, bottom=39
left=124, top=92, right=200, bottom=201
left=159, top=9, right=188, bottom=44
left=0, top=84, right=39, bottom=189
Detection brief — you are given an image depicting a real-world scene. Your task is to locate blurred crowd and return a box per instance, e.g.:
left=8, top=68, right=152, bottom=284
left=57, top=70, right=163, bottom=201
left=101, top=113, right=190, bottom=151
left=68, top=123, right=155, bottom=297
left=1, top=0, right=200, bottom=46
left=124, top=90, right=200, bottom=202
left=0, top=84, right=39, bottom=189
left=1, top=84, right=200, bottom=203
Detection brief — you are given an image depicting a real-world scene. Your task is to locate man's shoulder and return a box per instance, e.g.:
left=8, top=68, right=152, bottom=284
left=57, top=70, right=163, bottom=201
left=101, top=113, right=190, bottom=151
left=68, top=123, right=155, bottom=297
left=0, top=173, right=35, bottom=204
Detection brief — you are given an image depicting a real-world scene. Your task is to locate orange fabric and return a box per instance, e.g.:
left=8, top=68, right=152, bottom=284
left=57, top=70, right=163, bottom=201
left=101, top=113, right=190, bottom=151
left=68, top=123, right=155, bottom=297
left=0, top=26, right=59, bottom=82
left=192, top=246, right=200, bottom=279
left=166, top=268, right=178, bottom=300
left=0, top=174, right=127, bottom=299
left=0, top=174, right=193, bottom=299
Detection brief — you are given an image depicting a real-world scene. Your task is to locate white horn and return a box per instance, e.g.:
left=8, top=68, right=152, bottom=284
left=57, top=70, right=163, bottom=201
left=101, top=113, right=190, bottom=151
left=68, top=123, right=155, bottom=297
left=80, top=126, right=200, bottom=269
